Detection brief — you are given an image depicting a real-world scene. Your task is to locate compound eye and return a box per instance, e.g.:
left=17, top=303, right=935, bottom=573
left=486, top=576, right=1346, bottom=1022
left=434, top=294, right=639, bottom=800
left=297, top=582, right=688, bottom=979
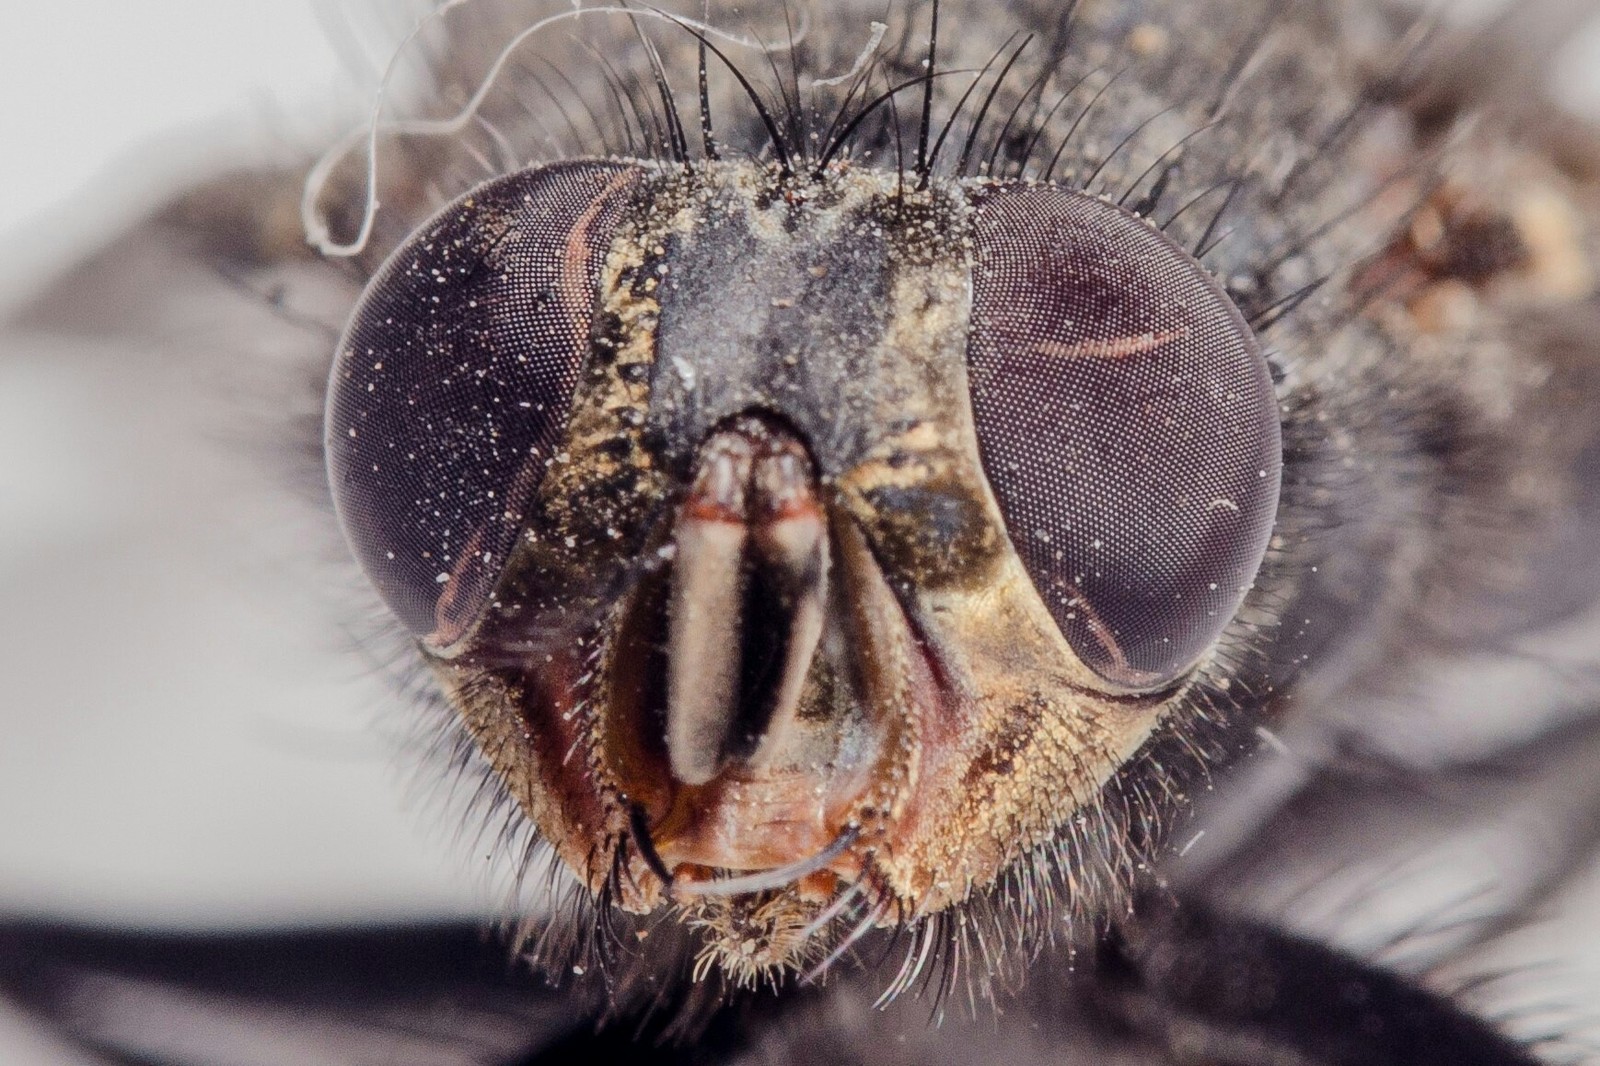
left=326, top=161, right=641, bottom=646
left=966, top=184, right=1281, bottom=689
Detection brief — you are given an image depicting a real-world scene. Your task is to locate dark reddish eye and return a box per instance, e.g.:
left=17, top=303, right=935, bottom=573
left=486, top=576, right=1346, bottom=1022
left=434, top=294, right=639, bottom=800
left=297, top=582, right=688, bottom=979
left=966, top=183, right=1281, bottom=688
left=325, top=161, right=641, bottom=645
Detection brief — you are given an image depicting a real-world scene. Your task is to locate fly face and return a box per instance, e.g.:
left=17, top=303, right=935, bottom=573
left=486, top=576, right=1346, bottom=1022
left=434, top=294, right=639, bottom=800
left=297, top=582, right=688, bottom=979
left=326, top=153, right=1280, bottom=977
left=7, top=0, right=1600, bottom=1061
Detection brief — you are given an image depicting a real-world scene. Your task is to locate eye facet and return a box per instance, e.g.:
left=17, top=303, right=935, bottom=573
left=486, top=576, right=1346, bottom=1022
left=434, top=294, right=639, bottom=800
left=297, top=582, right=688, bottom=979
left=325, top=161, right=641, bottom=645
left=965, top=183, right=1281, bottom=688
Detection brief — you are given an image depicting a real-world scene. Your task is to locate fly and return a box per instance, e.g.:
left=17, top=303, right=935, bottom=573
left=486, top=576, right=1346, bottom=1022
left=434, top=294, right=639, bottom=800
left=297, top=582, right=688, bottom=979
left=3, top=1, right=1599, bottom=1063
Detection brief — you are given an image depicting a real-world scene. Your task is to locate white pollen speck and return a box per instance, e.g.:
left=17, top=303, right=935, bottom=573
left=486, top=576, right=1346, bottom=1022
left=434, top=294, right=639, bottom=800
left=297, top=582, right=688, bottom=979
left=671, top=355, right=698, bottom=389
left=434, top=573, right=450, bottom=584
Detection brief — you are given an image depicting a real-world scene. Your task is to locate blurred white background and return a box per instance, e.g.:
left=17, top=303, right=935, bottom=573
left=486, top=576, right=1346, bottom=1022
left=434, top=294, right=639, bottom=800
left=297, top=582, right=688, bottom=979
left=0, top=5, right=487, bottom=1062
left=3, top=2, right=1600, bottom=1064
left=1, top=3, right=338, bottom=292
